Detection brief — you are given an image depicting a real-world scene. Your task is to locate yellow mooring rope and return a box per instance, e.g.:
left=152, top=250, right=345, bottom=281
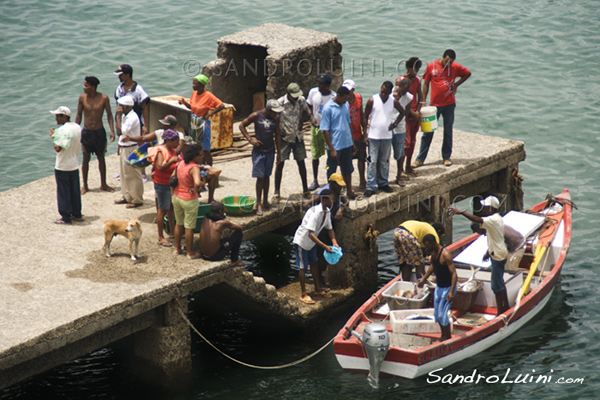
left=175, top=302, right=339, bottom=370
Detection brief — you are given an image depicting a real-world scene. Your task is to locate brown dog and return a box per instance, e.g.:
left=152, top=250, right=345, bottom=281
left=103, top=219, right=142, bottom=261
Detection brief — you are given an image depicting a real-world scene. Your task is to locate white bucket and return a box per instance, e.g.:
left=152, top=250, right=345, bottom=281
left=420, top=106, right=438, bottom=132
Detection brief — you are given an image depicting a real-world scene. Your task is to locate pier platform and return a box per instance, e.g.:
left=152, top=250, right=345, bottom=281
left=0, top=129, right=524, bottom=389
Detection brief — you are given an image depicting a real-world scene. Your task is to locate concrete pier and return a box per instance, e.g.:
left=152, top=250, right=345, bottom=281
left=0, top=128, right=524, bottom=389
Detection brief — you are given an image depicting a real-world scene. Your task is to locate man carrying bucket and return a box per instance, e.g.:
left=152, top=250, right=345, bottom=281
left=413, top=49, right=471, bottom=168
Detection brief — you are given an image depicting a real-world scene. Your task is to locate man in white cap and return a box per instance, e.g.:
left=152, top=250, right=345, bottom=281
left=450, top=195, right=510, bottom=315
left=274, top=82, right=316, bottom=198
left=49, top=106, right=83, bottom=224
left=343, top=79, right=368, bottom=190
left=239, top=99, right=282, bottom=216
left=114, top=96, right=144, bottom=208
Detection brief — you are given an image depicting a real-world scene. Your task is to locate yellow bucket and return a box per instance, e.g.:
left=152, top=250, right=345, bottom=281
left=420, top=106, right=438, bottom=133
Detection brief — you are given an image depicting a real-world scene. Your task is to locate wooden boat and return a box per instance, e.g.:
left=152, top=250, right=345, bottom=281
left=333, top=190, right=573, bottom=383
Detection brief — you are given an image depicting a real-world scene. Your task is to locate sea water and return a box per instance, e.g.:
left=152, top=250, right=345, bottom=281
left=1, top=0, right=599, bottom=398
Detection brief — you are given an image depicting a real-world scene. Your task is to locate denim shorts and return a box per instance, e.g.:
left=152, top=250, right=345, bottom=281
left=154, top=182, right=172, bottom=210
left=327, top=145, right=354, bottom=177
left=252, top=151, right=275, bottom=178
left=392, top=132, right=406, bottom=160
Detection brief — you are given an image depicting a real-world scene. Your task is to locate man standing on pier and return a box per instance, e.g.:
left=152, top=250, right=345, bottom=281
left=306, top=73, right=336, bottom=191
left=363, top=81, right=405, bottom=197
left=320, top=86, right=356, bottom=199
left=343, top=79, right=368, bottom=190
left=114, top=64, right=150, bottom=135
left=274, top=83, right=316, bottom=199
left=76, top=76, right=115, bottom=194
left=49, top=106, right=83, bottom=225
left=239, top=99, right=283, bottom=216
left=413, top=49, right=471, bottom=168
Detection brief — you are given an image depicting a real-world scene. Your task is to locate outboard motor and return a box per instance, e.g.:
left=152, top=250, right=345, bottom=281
left=346, top=323, right=390, bottom=388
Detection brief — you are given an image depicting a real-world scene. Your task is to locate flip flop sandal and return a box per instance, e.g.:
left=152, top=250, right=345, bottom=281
left=54, top=219, right=70, bottom=225
left=300, top=296, right=315, bottom=304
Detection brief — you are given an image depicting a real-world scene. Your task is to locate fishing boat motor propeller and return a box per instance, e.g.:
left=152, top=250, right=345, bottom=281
left=346, top=323, right=390, bottom=388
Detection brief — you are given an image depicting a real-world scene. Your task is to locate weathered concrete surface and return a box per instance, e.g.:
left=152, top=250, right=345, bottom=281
left=0, top=127, right=524, bottom=388
left=203, top=23, right=343, bottom=117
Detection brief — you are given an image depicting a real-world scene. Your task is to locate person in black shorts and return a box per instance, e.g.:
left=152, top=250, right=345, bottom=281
left=76, top=76, right=115, bottom=193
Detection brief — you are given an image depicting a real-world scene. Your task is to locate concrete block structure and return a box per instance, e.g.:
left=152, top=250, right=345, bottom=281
left=202, top=23, right=344, bottom=117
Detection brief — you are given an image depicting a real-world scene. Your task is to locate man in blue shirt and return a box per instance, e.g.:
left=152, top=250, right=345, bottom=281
left=320, top=86, right=357, bottom=199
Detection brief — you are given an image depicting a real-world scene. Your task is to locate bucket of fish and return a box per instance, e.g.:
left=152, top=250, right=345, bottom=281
left=451, top=280, right=483, bottom=311
left=382, top=281, right=430, bottom=310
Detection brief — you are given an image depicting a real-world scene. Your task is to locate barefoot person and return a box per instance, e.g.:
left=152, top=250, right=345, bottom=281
left=293, top=189, right=338, bottom=304
left=391, top=80, right=413, bottom=186
left=418, top=234, right=457, bottom=342
left=239, top=99, right=282, bottom=216
left=199, top=201, right=244, bottom=266
left=75, top=76, right=115, bottom=194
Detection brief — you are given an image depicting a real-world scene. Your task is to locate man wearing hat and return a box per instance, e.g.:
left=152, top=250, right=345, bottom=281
left=114, top=96, right=144, bottom=208
left=179, top=73, right=224, bottom=167
left=304, top=173, right=349, bottom=291
left=274, top=82, right=317, bottom=198
left=306, top=73, right=336, bottom=191
left=343, top=79, right=368, bottom=190
left=49, top=106, right=83, bottom=224
left=450, top=195, right=510, bottom=315
left=239, top=100, right=283, bottom=216
left=114, top=64, right=150, bottom=135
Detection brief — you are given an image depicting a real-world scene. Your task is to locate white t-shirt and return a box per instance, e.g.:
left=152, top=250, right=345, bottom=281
left=119, top=110, right=141, bottom=147
left=293, top=204, right=333, bottom=250
left=368, top=93, right=395, bottom=140
left=481, top=213, right=508, bottom=261
left=55, top=122, right=82, bottom=171
left=306, top=87, right=336, bottom=125
left=392, top=92, right=414, bottom=135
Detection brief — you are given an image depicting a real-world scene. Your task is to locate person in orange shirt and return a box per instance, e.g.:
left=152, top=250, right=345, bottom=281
left=179, top=74, right=224, bottom=166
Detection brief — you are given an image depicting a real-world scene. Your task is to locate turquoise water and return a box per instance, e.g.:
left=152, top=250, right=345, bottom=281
left=1, top=0, right=600, bottom=398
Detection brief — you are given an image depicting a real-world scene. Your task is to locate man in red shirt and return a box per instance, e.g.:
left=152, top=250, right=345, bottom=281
left=414, top=49, right=471, bottom=168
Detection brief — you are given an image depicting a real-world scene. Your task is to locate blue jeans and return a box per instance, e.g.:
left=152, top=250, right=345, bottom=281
left=416, top=103, right=455, bottom=162
left=55, top=169, right=82, bottom=223
left=366, top=139, right=392, bottom=191
left=491, top=258, right=507, bottom=294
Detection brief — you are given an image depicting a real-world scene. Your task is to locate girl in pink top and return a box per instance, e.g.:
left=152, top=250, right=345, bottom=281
left=172, top=143, right=203, bottom=259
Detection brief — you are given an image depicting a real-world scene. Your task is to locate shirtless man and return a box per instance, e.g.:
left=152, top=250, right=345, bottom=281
left=199, top=201, right=244, bottom=266
left=75, top=76, right=115, bottom=194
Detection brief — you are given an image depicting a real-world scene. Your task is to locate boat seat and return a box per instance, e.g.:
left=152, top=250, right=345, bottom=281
left=453, top=211, right=545, bottom=269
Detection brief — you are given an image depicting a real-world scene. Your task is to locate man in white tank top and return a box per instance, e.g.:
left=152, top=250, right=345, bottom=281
left=363, top=81, right=405, bottom=197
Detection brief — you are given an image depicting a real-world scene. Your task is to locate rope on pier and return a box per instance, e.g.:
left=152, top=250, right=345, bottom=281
left=175, top=301, right=339, bottom=370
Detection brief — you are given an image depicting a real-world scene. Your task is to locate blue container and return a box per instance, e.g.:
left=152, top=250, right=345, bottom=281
left=323, top=246, right=343, bottom=265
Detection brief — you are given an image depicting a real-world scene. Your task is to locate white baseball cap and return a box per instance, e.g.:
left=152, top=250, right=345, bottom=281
left=342, top=79, right=356, bottom=90
left=117, top=96, right=134, bottom=106
left=49, top=106, right=71, bottom=117
left=481, top=196, right=500, bottom=209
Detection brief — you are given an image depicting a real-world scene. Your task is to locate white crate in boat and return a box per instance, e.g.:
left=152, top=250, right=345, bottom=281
left=390, top=308, right=452, bottom=334
left=382, top=281, right=430, bottom=310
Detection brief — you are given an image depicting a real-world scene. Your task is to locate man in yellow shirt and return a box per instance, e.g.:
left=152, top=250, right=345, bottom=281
left=393, top=220, right=444, bottom=280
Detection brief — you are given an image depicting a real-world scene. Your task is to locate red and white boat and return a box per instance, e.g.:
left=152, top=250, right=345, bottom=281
left=334, top=190, right=573, bottom=383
